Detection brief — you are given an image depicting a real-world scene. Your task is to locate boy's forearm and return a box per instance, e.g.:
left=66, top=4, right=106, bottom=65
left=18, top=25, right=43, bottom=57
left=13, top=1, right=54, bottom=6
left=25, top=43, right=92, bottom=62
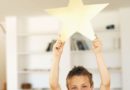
left=49, top=56, right=60, bottom=89
left=95, top=53, right=110, bottom=86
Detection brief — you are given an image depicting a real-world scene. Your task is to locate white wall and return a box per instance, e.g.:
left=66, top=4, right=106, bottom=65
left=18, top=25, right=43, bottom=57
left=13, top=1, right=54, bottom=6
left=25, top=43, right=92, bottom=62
left=0, top=24, right=6, bottom=89
left=120, top=7, right=130, bottom=90
left=91, top=10, right=120, bottom=31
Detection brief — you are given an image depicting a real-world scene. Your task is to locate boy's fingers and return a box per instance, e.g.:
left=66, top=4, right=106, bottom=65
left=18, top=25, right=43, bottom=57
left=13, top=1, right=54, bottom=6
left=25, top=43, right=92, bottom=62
left=54, top=34, right=65, bottom=50
left=55, top=40, right=64, bottom=49
left=57, top=36, right=65, bottom=45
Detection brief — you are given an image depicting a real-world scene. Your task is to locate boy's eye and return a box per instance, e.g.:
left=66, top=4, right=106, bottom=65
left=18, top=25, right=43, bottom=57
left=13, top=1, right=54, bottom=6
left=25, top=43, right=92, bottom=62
left=71, top=87, right=77, bottom=90
left=82, top=85, right=88, bottom=88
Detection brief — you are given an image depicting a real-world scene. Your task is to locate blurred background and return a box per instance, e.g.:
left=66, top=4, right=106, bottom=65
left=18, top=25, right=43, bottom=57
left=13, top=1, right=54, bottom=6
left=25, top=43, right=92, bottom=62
left=0, top=0, right=130, bottom=90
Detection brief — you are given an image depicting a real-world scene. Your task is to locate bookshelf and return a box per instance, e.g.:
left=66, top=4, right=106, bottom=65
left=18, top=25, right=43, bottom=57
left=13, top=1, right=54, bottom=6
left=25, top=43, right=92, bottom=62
left=17, top=36, right=55, bottom=90
left=15, top=16, right=71, bottom=90
left=6, top=16, right=71, bottom=90
left=6, top=8, right=130, bottom=90
left=5, top=16, right=64, bottom=90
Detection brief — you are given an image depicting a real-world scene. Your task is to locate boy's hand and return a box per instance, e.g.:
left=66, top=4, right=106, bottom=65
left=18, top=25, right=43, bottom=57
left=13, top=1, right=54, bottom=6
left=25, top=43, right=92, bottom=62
left=92, top=37, right=103, bottom=54
left=53, top=38, right=65, bottom=60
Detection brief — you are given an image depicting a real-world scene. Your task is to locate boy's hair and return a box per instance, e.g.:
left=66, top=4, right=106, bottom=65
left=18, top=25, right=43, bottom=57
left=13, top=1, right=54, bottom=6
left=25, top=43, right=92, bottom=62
left=66, top=66, right=93, bottom=87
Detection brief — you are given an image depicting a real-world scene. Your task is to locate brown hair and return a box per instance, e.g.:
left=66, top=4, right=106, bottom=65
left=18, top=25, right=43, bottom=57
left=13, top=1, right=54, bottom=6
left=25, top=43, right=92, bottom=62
left=66, top=66, right=93, bottom=88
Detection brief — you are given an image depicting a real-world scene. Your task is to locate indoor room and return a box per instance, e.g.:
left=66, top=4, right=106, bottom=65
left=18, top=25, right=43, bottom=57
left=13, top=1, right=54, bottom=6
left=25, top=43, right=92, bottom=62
left=0, top=0, right=130, bottom=90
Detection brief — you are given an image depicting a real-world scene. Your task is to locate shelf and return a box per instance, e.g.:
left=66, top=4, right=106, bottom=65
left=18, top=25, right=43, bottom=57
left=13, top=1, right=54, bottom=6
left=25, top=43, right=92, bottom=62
left=94, top=26, right=120, bottom=33
left=87, top=67, right=121, bottom=73
left=18, top=69, right=50, bottom=74
left=71, top=50, right=91, bottom=54
left=17, top=32, right=57, bottom=37
left=18, top=51, right=52, bottom=55
left=95, top=30, right=120, bottom=39
left=71, top=49, right=120, bottom=54
left=102, top=49, right=120, bottom=53
left=95, top=29, right=120, bottom=33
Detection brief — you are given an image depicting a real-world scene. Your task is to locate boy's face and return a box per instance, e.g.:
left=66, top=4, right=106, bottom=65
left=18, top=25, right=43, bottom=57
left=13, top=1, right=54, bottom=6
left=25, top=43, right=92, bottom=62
left=67, top=75, right=93, bottom=90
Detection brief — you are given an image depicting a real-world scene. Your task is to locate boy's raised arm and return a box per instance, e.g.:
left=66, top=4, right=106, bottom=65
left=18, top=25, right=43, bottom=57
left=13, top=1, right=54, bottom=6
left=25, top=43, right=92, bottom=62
left=49, top=39, right=64, bottom=90
left=92, top=38, right=110, bottom=90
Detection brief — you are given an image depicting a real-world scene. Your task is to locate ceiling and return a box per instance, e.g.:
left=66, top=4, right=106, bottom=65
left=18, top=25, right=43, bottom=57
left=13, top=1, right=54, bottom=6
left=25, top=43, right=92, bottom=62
left=0, top=0, right=130, bottom=16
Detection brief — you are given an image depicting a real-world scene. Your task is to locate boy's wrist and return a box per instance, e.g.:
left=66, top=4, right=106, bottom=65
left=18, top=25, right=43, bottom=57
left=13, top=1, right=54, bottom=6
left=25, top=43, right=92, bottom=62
left=95, top=52, right=103, bottom=56
left=53, top=56, right=61, bottom=62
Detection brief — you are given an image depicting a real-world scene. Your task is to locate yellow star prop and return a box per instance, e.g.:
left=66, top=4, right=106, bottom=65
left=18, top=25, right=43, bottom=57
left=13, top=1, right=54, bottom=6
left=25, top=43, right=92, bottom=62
left=46, top=0, right=108, bottom=41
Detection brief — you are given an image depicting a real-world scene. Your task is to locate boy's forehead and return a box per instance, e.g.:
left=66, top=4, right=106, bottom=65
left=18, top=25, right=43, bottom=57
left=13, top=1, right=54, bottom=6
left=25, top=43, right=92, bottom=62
left=67, top=75, right=90, bottom=85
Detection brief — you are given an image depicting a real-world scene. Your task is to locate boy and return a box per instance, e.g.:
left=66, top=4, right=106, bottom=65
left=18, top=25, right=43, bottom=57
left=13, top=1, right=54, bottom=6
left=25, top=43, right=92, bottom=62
left=50, top=37, right=110, bottom=90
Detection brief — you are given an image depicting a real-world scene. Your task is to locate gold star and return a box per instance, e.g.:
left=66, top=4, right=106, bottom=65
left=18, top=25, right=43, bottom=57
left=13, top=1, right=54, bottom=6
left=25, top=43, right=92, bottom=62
left=46, top=0, right=108, bottom=41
